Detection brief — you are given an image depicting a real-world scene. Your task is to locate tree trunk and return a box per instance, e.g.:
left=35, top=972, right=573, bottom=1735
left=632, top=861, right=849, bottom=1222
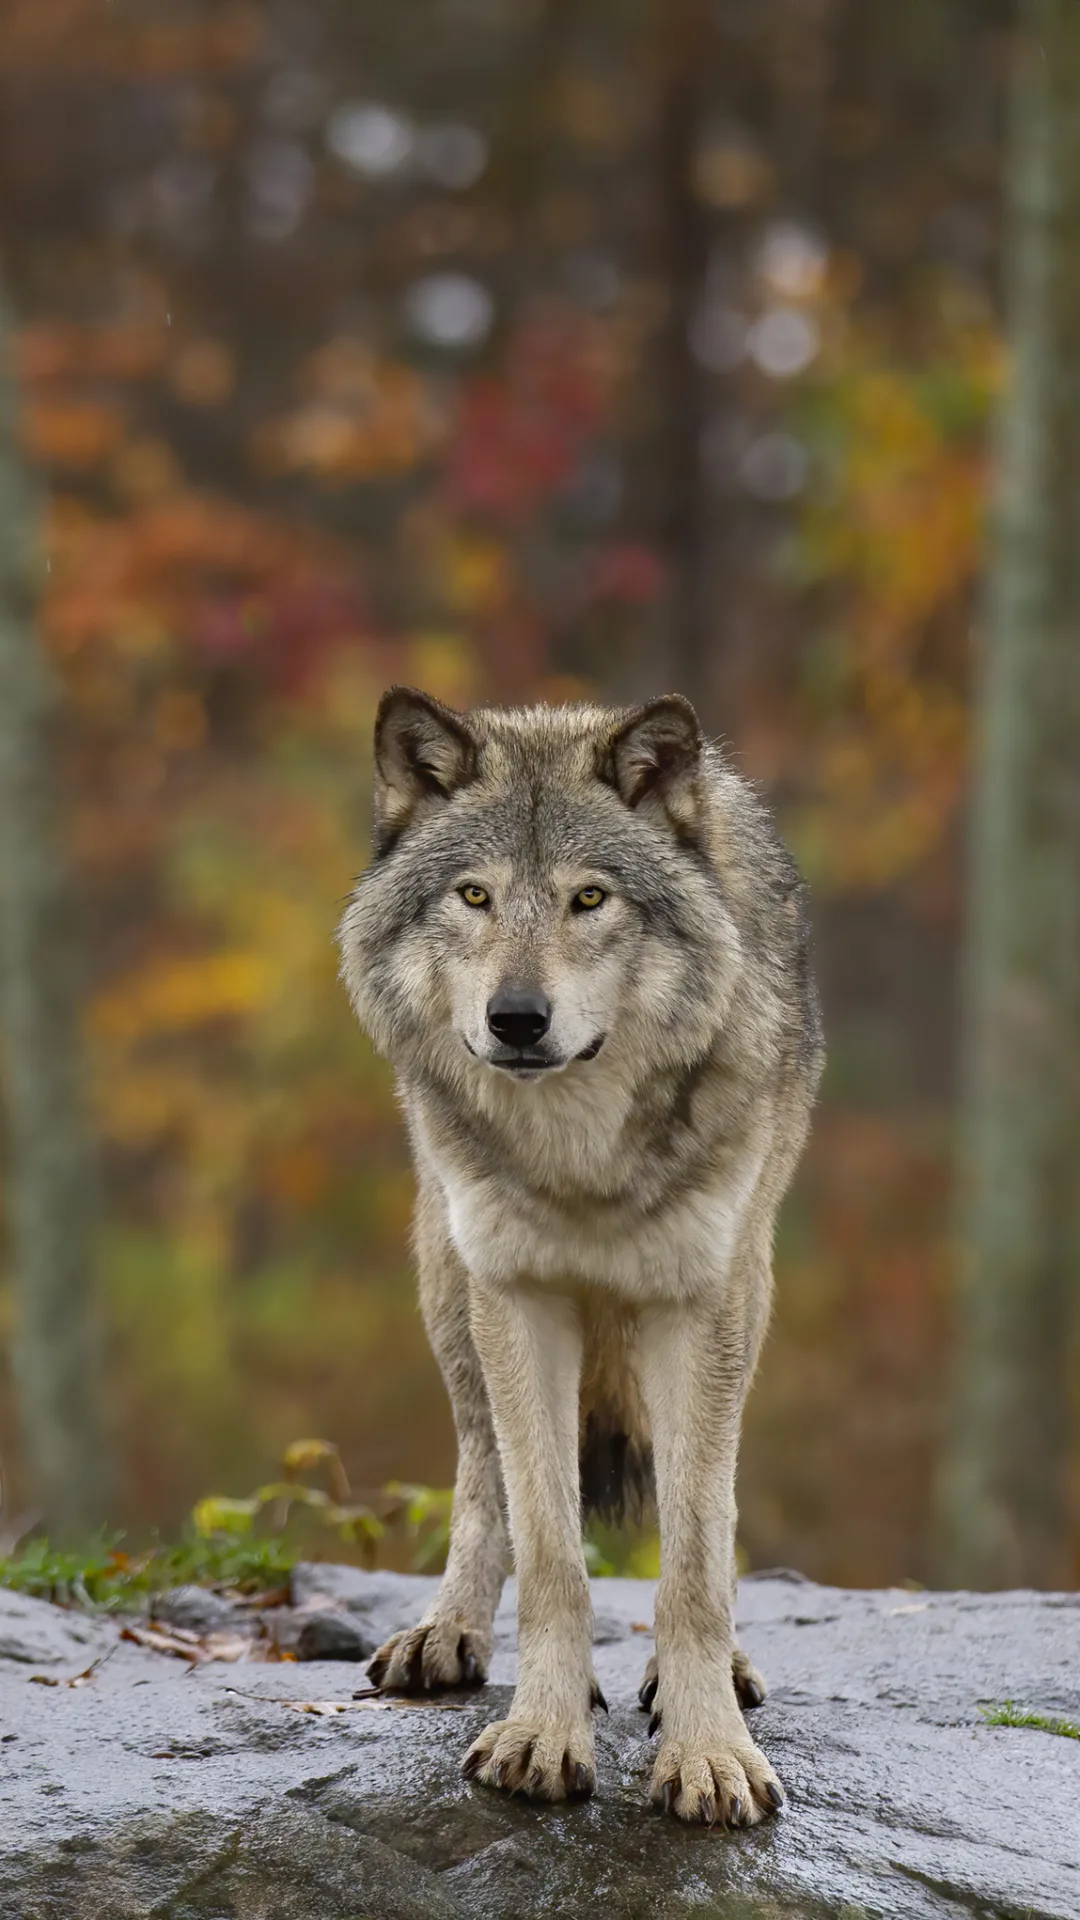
left=0, top=268, right=112, bottom=1539
left=937, top=2, right=1080, bottom=1590
left=656, top=0, right=713, bottom=723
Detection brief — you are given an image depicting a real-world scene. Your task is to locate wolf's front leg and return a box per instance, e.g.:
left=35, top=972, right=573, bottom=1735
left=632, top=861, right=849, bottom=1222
left=462, top=1284, right=600, bottom=1802
left=640, top=1298, right=785, bottom=1826
left=368, top=1216, right=508, bottom=1692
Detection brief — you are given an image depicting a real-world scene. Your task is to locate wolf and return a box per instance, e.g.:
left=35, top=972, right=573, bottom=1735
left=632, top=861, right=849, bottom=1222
left=338, top=686, right=823, bottom=1825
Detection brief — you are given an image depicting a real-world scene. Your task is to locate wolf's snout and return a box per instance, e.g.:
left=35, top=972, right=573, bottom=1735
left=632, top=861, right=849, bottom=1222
left=486, top=985, right=551, bottom=1050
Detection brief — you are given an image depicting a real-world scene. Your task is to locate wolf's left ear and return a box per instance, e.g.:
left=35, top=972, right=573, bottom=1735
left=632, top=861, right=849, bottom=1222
left=372, top=686, right=476, bottom=853
left=602, top=695, right=704, bottom=833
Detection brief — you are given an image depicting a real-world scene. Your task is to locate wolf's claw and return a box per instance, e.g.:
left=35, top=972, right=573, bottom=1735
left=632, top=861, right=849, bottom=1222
left=367, top=1618, right=489, bottom=1693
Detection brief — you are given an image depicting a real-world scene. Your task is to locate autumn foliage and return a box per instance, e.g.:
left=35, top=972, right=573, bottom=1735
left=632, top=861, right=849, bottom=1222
left=1, top=0, right=1060, bottom=1585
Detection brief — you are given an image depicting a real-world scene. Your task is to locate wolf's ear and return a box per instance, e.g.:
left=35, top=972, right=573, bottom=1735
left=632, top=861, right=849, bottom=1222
left=602, top=695, right=704, bottom=832
left=372, top=686, right=476, bottom=853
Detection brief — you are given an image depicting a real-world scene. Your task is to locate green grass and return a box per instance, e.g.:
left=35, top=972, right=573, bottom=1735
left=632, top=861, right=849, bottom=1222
left=0, top=1530, right=296, bottom=1613
left=979, top=1701, right=1080, bottom=1741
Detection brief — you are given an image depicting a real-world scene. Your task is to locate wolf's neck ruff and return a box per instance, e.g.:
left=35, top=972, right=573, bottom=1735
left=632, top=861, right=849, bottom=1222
left=338, top=687, right=823, bottom=1826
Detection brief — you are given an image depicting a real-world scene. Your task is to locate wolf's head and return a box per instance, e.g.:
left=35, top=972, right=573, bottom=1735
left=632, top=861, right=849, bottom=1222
left=338, top=689, right=743, bottom=1086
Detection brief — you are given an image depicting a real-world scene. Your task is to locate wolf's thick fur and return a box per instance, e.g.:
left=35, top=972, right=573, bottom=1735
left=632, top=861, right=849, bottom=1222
left=338, top=688, right=823, bottom=1825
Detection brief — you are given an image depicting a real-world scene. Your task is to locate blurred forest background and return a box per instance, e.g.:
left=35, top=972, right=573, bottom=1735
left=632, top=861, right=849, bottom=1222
left=0, top=0, right=1077, bottom=1591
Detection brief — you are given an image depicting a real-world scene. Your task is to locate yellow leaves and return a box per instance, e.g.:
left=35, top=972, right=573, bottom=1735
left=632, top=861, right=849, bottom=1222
left=800, top=666, right=968, bottom=892
left=850, top=371, right=939, bottom=466
left=443, top=535, right=508, bottom=615
left=98, top=1062, right=243, bottom=1157
left=192, top=1496, right=256, bottom=1537
left=796, top=325, right=994, bottom=891
left=110, top=436, right=182, bottom=502
left=282, top=1438, right=339, bottom=1477
left=405, top=632, right=478, bottom=709
left=91, top=952, right=272, bottom=1046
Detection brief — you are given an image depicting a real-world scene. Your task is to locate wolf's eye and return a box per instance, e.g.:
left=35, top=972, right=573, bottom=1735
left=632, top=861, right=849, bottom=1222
left=573, top=886, right=606, bottom=912
left=460, top=884, right=490, bottom=909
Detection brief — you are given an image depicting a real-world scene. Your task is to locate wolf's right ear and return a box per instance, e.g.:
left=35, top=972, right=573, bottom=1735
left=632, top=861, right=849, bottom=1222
left=601, top=694, right=704, bottom=836
left=372, top=686, right=476, bottom=854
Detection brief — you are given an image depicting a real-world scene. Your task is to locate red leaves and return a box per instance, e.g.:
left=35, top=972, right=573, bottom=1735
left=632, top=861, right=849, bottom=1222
left=449, top=319, right=604, bottom=523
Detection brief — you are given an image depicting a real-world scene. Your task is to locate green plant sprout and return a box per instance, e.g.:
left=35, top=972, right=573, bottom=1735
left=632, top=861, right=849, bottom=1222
left=979, top=1701, right=1080, bottom=1742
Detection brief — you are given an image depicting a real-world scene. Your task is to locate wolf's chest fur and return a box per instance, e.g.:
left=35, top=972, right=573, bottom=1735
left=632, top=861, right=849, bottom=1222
left=411, top=1055, right=767, bottom=1305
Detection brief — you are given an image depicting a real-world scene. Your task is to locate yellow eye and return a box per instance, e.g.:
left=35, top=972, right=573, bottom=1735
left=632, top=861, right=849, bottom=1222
left=460, top=884, right=489, bottom=908
left=574, top=886, right=606, bottom=911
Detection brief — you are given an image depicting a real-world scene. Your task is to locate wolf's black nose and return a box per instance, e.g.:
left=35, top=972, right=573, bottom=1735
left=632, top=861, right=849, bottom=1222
left=487, top=985, right=551, bottom=1049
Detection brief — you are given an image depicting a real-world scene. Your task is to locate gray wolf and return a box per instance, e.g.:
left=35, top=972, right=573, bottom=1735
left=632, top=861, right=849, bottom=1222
left=338, top=687, right=823, bottom=1824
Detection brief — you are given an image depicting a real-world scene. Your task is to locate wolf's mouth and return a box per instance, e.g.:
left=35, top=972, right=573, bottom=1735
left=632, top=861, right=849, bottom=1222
left=465, top=1035, right=605, bottom=1073
left=493, top=1035, right=605, bottom=1075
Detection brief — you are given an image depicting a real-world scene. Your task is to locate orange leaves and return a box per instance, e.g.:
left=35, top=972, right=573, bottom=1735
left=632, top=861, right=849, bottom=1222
left=168, top=340, right=235, bottom=408
left=21, top=398, right=125, bottom=469
left=91, top=952, right=272, bottom=1048
left=252, top=342, right=445, bottom=485
left=40, top=490, right=357, bottom=675
left=154, top=690, right=206, bottom=753
left=263, top=1143, right=329, bottom=1213
left=110, top=438, right=183, bottom=503
left=0, top=0, right=263, bottom=79
left=796, top=328, right=996, bottom=893
left=822, top=369, right=983, bottom=630
left=19, top=321, right=166, bottom=385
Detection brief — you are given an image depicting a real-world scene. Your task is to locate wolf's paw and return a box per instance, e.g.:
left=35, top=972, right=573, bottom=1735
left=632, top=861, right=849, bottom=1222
left=650, top=1732, right=784, bottom=1826
left=462, top=1718, right=596, bottom=1802
left=637, top=1647, right=767, bottom=1720
left=367, top=1617, right=488, bottom=1693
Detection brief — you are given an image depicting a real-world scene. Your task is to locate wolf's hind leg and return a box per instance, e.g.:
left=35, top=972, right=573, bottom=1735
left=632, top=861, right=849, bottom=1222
left=638, top=1645, right=766, bottom=1719
left=462, top=1284, right=602, bottom=1802
left=731, top=1645, right=767, bottom=1709
left=368, top=1212, right=508, bottom=1693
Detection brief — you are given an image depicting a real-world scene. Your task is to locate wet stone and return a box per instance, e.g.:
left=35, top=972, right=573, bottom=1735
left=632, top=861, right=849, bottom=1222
left=0, top=1590, right=111, bottom=1669
left=295, top=1608, right=376, bottom=1662
left=151, top=1585, right=240, bottom=1634
left=1, top=1575, right=1078, bottom=1919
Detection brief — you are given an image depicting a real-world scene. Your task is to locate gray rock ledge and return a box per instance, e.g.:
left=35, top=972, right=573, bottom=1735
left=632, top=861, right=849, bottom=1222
left=1, top=1571, right=1078, bottom=1919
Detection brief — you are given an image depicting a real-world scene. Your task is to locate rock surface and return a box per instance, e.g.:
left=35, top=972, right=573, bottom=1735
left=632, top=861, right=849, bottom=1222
left=1, top=1569, right=1078, bottom=1919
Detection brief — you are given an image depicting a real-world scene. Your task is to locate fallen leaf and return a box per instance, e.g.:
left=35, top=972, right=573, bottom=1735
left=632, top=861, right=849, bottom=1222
left=630, top=1622, right=652, bottom=1633
left=122, top=1623, right=202, bottom=1660
left=29, top=1646, right=118, bottom=1689
left=222, top=1685, right=470, bottom=1714
left=121, top=1618, right=294, bottom=1667
left=231, top=1586, right=291, bottom=1611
